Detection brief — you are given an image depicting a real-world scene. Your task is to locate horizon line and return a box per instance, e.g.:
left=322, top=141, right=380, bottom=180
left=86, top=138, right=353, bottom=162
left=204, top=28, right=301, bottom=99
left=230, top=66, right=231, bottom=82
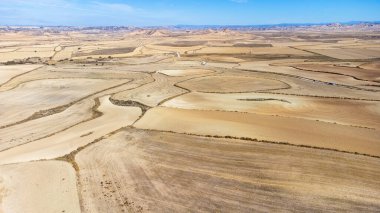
left=1, top=20, right=379, bottom=28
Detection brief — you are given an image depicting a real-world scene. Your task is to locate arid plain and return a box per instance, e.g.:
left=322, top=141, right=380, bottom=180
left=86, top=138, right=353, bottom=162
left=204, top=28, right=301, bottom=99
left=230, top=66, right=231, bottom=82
left=0, top=26, right=380, bottom=212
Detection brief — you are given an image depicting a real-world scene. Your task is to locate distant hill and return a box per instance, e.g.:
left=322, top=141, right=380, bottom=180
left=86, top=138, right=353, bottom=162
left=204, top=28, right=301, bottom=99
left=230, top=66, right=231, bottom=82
left=172, top=21, right=380, bottom=30
left=1, top=21, right=380, bottom=32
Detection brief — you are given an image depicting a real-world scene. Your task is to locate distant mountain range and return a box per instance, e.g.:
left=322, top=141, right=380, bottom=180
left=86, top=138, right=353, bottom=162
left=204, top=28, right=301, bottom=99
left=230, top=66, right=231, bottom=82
left=1, top=21, right=380, bottom=31
left=172, top=21, right=380, bottom=30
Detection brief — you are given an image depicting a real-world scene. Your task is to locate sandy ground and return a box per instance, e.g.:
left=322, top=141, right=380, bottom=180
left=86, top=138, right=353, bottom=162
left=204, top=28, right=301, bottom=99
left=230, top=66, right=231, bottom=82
left=0, top=65, right=42, bottom=85
left=302, top=48, right=380, bottom=59
left=238, top=60, right=378, bottom=87
left=1, top=28, right=380, bottom=212
left=76, top=128, right=380, bottom=212
left=157, top=68, right=214, bottom=76
left=195, top=46, right=313, bottom=55
left=0, top=160, right=80, bottom=213
left=0, top=98, right=96, bottom=151
left=178, top=75, right=288, bottom=93
left=135, top=107, right=380, bottom=156
left=236, top=60, right=380, bottom=100
left=112, top=73, right=189, bottom=107
left=0, top=51, right=55, bottom=63
left=291, top=63, right=380, bottom=82
left=0, top=79, right=126, bottom=127
left=0, top=96, right=141, bottom=165
left=162, top=92, right=380, bottom=128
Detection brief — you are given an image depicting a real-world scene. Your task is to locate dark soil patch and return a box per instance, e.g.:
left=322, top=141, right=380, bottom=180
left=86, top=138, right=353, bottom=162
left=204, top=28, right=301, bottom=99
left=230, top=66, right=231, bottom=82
left=75, top=47, right=136, bottom=57
left=158, top=41, right=206, bottom=47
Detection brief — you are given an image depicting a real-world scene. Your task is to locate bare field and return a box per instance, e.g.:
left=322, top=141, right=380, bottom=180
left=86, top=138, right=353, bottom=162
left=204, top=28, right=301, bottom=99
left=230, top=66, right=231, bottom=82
left=0, top=28, right=380, bottom=212
left=134, top=107, right=380, bottom=156
left=291, top=63, right=380, bottom=82
left=300, top=48, right=380, bottom=59
left=77, top=128, right=380, bottom=212
left=0, top=161, right=80, bottom=213
left=157, top=68, right=214, bottom=76
left=177, top=75, right=288, bottom=93
left=0, top=96, right=141, bottom=165
left=162, top=92, right=380, bottom=128
left=0, top=65, right=42, bottom=85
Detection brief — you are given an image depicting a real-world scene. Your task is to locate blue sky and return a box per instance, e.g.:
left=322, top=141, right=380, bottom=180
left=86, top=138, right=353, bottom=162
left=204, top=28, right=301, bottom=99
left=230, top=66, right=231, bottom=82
left=0, top=0, right=379, bottom=26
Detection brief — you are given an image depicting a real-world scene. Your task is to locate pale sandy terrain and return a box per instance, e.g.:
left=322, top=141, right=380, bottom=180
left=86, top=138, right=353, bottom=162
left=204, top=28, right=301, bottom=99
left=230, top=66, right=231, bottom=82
left=157, top=68, right=214, bottom=77
left=178, top=75, right=288, bottom=93
left=302, top=48, right=380, bottom=59
left=0, top=98, right=96, bottom=151
left=195, top=46, right=313, bottom=55
left=0, top=28, right=380, bottom=212
left=112, top=69, right=218, bottom=107
left=238, top=60, right=375, bottom=86
left=162, top=92, right=380, bottom=128
left=0, top=79, right=126, bottom=127
left=53, top=46, right=77, bottom=61
left=0, top=96, right=141, bottom=165
left=361, top=61, right=380, bottom=70
left=76, top=128, right=380, bottom=212
left=291, top=63, right=380, bottom=82
left=292, top=41, right=380, bottom=59
left=0, top=161, right=80, bottom=213
left=237, top=61, right=380, bottom=100
left=199, top=55, right=245, bottom=63
left=0, top=65, right=42, bottom=85
left=0, top=51, right=55, bottom=63
left=135, top=107, right=380, bottom=156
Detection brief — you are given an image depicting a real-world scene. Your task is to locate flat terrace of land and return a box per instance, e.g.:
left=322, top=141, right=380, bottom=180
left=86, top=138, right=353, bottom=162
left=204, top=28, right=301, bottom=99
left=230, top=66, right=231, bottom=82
left=0, top=28, right=380, bottom=213
left=134, top=106, right=380, bottom=156
left=162, top=92, right=380, bottom=129
left=77, top=128, right=380, bottom=212
left=0, top=160, right=80, bottom=213
left=0, top=96, right=141, bottom=165
left=177, top=75, right=289, bottom=93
